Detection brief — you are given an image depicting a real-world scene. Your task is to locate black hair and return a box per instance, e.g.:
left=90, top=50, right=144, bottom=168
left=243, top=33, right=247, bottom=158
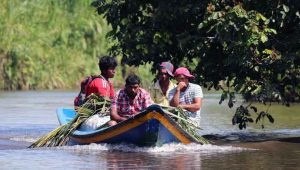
left=99, top=56, right=118, bottom=71
left=125, top=74, right=141, bottom=86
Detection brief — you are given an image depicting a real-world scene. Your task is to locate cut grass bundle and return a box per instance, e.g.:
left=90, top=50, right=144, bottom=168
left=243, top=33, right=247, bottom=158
left=160, top=105, right=210, bottom=144
left=29, top=94, right=110, bottom=148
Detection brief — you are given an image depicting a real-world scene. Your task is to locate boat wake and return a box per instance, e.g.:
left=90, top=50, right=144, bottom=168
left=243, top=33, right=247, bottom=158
left=9, top=127, right=300, bottom=151
left=56, top=142, right=252, bottom=154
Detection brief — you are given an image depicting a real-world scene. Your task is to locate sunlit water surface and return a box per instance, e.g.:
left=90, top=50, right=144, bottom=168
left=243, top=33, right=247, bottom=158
left=0, top=91, right=300, bottom=169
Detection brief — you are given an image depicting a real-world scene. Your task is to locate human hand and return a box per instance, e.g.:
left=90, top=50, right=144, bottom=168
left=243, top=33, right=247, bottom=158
left=123, top=115, right=133, bottom=120
left=176, top=82, right=187, bottom=91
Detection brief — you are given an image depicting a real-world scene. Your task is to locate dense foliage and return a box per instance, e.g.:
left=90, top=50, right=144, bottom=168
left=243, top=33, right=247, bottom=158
left=0, top=0, right=110, bottom=90
left=93, top=0, right=300, bottom=129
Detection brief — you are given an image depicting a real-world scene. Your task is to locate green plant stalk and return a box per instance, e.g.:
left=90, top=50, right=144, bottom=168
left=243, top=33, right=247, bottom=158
left=160, top=105, right=209, bottom=144
left=29, top=94, right=110, bottom=148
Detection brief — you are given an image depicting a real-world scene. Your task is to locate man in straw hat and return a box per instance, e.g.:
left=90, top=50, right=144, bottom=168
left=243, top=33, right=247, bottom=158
left=168, top=67, right=203, bottom=125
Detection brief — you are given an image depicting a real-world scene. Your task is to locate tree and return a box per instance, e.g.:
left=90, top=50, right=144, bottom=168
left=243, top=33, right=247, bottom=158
left=92, top=0, right=300, bottom=129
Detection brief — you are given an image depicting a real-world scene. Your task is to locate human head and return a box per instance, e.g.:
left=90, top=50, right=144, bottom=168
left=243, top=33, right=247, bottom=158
left=174, top=67, right=194, bottom=84
left=99, top=56, right=118, bottom=79
left=125, top=74, right=141, bottom=98
left=159, top=62, right=174, bottom=77
left=174, top=67, right=195, bottom=79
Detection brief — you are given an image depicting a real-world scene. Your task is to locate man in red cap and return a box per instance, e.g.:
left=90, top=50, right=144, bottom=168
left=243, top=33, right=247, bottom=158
left=168, top=67, right=203, bottom=125
left=149, top=62, right=176, bottom=106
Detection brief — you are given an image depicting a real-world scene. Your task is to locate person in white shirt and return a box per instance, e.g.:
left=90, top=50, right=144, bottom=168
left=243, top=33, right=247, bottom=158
left=168, top=67, right=203, bottom=125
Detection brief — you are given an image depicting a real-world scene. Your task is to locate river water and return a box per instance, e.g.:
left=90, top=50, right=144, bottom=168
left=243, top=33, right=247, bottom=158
left=0, top=91, right=300, bottom=169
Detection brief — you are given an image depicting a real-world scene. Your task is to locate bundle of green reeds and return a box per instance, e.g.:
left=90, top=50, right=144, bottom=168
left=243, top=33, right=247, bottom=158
left=160, top=106, right=210, bottom=144
left=29, top=94, right=110, bottom=148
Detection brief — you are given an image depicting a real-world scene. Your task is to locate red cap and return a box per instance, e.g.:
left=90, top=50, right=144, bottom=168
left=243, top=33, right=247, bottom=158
left=174, top=67, right=195, bottom=79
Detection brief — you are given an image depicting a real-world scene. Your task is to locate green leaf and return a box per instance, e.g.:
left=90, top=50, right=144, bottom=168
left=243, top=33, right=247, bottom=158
left=256, top=111, right=265, bottom=123
left=248, top=118, right=254, bottom=123
left=239, top=123, right=243, bottom=130
left=121, top=18, right=129, bottom=25
left=250, top=106, right=257, bottom=113
left=136, top=44, right=141, bottom=50
left=296, top=11, right=300, bottom=18
left=266, top=114, right=274, bottom=123
left=212, top=12, right=219, bottom=19
left=263, top=49, right=273, bottom=55
left=282, top=4, right=290, bottom=13
left=198, top=23, right=204, bottom=29
left=280, top=11, right=286, bottom=19
left=256, top=13, right=267, bottom=21
left=251, top=86, right=262, bottom=95
left=265, top=28, right=277, bottom=34
left=260, top=33, right=268, bottom=43
left=232, top=115, right=237, bottom=125
left=153, top=33, right=161, bottom=44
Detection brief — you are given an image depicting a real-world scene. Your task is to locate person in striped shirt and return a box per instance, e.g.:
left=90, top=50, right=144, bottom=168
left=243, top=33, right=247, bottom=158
left=168, top=67, right=203, bottom=125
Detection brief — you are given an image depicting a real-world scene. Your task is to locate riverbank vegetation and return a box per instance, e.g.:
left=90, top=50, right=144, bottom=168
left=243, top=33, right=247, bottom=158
left=0, top=0, right=154, bottom=90
left=0, top=0, right=108, bottom=90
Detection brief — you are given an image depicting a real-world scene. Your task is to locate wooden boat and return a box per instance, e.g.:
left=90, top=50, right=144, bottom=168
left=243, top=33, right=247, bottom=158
left=57, top=105, right=199, bottom=146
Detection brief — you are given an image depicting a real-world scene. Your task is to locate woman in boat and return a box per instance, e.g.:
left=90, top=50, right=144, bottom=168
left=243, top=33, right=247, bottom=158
left=168, top=67, right=203, bottom=126
left=149, top=61, right=176, bottom=106
left=108, top=74, right=153, bottom=126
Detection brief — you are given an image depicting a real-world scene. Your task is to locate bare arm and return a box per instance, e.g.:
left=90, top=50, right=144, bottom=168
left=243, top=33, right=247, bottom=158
left=179, top=97, right=202, bottom=112
left=169, top=82, right=186, bottom=107
left=110, top=108, right=127, bottom=122
left=169, top=89, right=181, bottom=107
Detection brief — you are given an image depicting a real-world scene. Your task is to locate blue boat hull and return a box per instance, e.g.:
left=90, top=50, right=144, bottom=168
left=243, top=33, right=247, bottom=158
left=57, top=105, right=198, bottom=146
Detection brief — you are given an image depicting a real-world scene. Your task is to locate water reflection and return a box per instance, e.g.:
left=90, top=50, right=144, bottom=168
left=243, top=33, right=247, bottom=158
left=106, top=152, right=201, bottom=169
left=55, top=143, right=247, bottom=169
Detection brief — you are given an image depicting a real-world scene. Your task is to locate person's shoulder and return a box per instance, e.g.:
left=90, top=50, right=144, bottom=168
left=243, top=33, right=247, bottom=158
left=118, top=88, right=125, bottom=93
left=189, top=83, right=202, bottom=88
left=169, top=80, right=177, bottom=88
left=139, top=87, right=149, bottom=93
left=149, top=80, right=160, bottom=89
left=189, top=83, right=203, bottom=98
left=115, top=88, right=125, bottom=96
left=168, top=86, right=177, bottom=94
left=138, top=88, right=151, bottom=97
left=91, top=77, right=105, bottom=83
left=187, top=83, right=202, bottom=93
